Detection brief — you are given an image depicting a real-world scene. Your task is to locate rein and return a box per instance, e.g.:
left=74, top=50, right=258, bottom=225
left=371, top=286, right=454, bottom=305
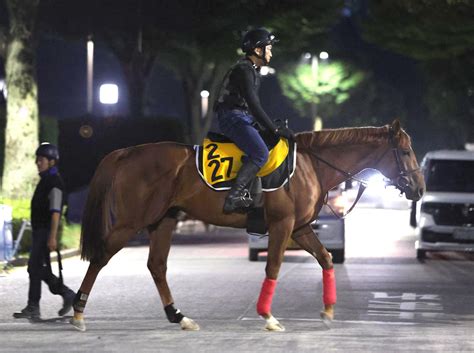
left=312, top=153, right=368, bottom=219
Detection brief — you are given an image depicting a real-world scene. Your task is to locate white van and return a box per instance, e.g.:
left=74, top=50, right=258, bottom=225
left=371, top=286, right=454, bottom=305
left=412, top=150, right=474, bottom=260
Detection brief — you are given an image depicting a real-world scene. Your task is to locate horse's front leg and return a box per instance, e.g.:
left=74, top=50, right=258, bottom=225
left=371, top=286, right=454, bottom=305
left=257, top=217, right=294, bottom=331
left=292, top=224, right=336, bottom=325
left=147, top=217, right=199, bottom=331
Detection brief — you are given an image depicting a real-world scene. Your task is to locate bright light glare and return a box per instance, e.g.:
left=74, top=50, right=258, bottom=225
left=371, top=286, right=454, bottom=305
left=330, top=195, right=347, bottom=215
left=200, top=90, right=209, bottom=98
left=260, top=66, right=276, bottom=76
left=99, top=84, right=119, bottom=104
left=304, top=52, right=311, bottom=60
left=367, top=173, right=387, bottom=190
left=319, top=51, right=329, bottom=60
left=19, top=106, right=29, bottom=119
left=0, top=79, right=6, bottom=99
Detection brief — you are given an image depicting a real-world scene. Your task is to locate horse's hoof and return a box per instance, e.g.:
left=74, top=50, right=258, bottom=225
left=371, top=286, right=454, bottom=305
left=180, top=317, right=200, bottom=331
left=264, top=315, right=285, bottom=332
left=70, top=317, right=86, bottom=332
left=320, top=311, right=333, bottom=328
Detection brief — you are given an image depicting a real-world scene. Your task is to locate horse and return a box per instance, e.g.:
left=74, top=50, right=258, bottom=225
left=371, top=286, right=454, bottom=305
left=69, top=119, right=425, bottom=332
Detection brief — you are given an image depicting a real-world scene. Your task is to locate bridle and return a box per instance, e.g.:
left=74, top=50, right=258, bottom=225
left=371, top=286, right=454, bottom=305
left=305, top=131, right=420, bottom=218
left=390, top=141, right=421, bottom=191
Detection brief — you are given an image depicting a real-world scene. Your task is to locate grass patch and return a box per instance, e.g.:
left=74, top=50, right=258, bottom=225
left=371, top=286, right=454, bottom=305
left=1, top=198, right=81, bottom=255
left=60, top=222, right=81, bottom=250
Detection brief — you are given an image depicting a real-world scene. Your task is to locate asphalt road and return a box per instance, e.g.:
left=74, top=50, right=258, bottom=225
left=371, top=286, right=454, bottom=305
left=1, top=208, right=473, bottom=353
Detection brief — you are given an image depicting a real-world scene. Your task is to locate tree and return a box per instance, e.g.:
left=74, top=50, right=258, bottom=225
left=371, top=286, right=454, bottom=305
left=362, top=0, right=474, bottom=61
left=359, top=0, right=474, bottom=148
left=278, top=58, right=365, bottom=128
left=150, top=0, right=345, bottom=142
left=2, top=0, right=40, bottom=198
left=39, top=0, right=344, bottom=143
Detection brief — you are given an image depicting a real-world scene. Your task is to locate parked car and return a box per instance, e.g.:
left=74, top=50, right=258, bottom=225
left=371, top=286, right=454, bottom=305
left=248, top=186, right=347, bottom=263
left=412, top=149, right=474, bottom=260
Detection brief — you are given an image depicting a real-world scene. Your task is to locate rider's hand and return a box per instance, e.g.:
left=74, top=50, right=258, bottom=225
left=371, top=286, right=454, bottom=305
left=275, top=126, right=296, bottom=141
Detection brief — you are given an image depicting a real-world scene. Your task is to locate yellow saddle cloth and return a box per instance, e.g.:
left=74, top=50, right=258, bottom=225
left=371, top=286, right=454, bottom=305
left=195, top=134, right=296, bottom=191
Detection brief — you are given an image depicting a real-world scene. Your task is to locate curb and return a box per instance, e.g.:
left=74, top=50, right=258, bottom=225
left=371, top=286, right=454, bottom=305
left=7, top=248, right=81, bottom=268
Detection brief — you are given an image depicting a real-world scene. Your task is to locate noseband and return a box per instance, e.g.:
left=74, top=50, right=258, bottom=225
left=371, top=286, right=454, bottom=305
left=388, top=137, right=420, bottom=193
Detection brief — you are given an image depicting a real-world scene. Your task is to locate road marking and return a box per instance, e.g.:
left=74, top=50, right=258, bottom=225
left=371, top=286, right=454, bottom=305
left=372, top=292, right=441, bottom=301
left=368, top=292, right=444, bottom=320
left=240, top=317, right=416, bottom=325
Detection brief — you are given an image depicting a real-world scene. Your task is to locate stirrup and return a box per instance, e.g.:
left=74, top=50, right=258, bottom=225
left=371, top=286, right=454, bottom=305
left=223, top=190, right=253, bottom=214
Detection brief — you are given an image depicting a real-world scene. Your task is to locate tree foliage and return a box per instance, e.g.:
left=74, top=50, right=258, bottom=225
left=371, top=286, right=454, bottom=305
left=278, top=59, right=364, bottom=124
left=359, top=0, right=474, bottom=147
left=362, top=0, right=474, bottom=60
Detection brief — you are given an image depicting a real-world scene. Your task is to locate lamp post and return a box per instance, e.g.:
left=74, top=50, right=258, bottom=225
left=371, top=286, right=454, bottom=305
left=86, top=36, right=94, bottom=115
left=307, top=51, right=328, bottom=131
left=200, top=90, right=209, bottom=119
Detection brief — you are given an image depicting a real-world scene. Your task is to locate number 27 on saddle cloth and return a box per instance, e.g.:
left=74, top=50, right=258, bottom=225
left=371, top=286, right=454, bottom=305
left=195, top=137, right=297, bottom=192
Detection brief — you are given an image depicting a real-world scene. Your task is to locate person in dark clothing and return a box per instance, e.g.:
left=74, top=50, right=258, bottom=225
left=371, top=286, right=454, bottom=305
left=214, top=27, right=295, bottom=214
left=13, top=143, right=75, bottom=320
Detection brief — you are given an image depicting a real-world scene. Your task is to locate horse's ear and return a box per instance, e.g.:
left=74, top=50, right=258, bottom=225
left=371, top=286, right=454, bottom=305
left=390, top=119, right=401, bottom=138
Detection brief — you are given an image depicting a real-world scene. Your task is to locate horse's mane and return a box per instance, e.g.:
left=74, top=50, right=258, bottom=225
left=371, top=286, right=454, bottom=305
left=295, top=125, right=410, bottom=149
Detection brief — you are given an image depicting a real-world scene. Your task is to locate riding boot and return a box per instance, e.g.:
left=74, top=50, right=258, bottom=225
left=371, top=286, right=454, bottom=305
left=58, top=288, right=76, bottom=316
left=223, top=160, right=260, bottom=214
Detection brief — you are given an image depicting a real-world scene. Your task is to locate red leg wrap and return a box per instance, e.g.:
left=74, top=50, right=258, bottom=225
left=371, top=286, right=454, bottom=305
left=256, top=278, right=277, bottom=315
left=322, top=268, right=337, bottom=305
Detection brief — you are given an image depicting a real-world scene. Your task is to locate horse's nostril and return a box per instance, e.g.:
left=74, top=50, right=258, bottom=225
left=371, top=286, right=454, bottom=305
left=418, top=188, right=424, bottom=198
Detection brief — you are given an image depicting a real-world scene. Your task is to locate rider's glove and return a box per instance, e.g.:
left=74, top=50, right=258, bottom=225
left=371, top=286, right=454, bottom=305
left=274, top=126, right=296, bottom=141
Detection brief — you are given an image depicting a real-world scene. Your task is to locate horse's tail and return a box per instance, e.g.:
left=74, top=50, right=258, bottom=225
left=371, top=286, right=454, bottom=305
left=80, top=152, right=119, bottom=263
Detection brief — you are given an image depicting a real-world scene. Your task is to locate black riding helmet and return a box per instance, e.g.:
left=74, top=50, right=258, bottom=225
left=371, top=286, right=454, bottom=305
left=241, top=28, right=278, bottom=64
left=36, top=143, right=59, bottom=161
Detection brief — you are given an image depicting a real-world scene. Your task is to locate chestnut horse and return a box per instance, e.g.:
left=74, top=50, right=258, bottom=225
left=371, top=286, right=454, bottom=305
left=70, top=120, right=425, bottom=332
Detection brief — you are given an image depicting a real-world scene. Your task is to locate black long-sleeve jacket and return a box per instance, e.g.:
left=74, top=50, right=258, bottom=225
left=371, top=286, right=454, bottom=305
left=214, top=58, right=276, bottom=132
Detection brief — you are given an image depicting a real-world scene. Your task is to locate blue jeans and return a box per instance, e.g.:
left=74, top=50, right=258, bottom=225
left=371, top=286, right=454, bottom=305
left=217, top=109, right=269, bottom=168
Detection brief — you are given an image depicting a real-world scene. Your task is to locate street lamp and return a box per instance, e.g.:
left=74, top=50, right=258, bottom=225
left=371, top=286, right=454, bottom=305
left=100, top=83, right=119, bottom=116
left=200, top=90, right=209, bottom=119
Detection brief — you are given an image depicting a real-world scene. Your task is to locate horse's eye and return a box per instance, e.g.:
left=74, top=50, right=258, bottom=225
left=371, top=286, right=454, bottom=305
left=402, top=150, right=410, bottom=156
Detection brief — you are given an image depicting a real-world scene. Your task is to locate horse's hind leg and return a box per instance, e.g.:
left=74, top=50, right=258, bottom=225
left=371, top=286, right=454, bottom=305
left=70, top=225, right=137, bottom=332
left=291, top=224, right=336, bottom=325
left=147, top=216, right=199, bottom=331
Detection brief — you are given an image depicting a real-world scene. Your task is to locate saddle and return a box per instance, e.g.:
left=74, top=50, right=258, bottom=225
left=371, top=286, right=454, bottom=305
left=194, top=130, right=297, bottom=235
left=195, top=131, right=296, bottom=192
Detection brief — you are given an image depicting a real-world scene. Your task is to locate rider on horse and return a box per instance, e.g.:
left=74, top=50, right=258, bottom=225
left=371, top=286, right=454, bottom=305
left=214, top=27, right=295, bottom=214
